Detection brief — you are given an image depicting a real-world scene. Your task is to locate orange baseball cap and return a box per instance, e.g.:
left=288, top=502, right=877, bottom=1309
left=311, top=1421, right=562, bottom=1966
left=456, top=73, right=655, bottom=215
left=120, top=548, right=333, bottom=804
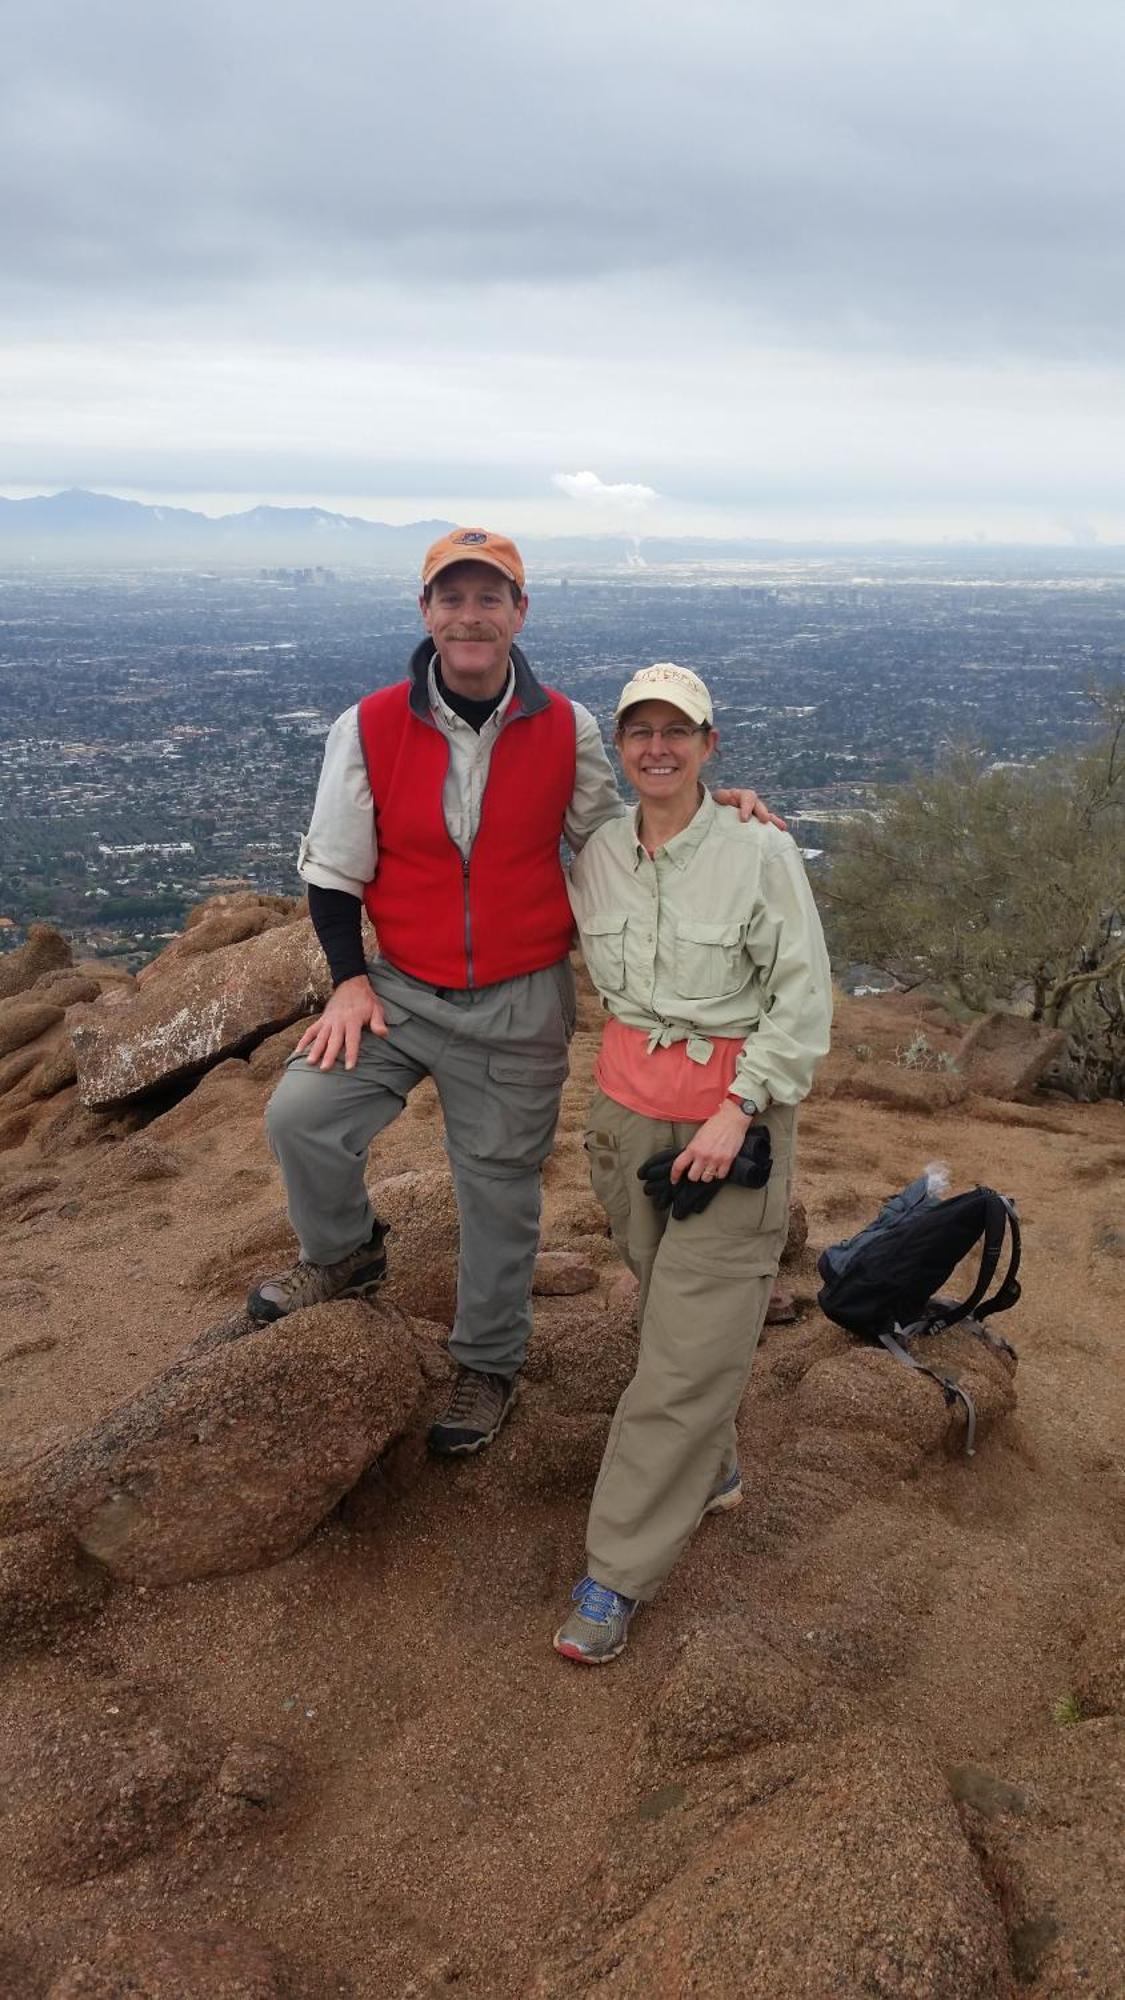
left=421, top=526, right=526, bottom=592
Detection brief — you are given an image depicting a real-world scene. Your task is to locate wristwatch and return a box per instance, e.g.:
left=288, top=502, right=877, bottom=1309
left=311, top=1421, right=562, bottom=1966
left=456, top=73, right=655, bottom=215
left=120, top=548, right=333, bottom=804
left=729, top=1092, right=764, bottom=1118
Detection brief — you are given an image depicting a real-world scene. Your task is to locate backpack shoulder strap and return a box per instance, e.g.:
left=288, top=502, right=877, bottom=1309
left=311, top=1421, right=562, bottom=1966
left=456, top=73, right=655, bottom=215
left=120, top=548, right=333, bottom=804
left=925, top=1190, right=1021, bottom=1334
left=880, top=1329, right=978, bottom=1455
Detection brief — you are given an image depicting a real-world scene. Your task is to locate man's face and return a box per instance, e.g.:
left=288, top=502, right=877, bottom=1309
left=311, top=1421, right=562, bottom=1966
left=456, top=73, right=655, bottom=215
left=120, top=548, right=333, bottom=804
left=420, top=561, right=528, bottom=693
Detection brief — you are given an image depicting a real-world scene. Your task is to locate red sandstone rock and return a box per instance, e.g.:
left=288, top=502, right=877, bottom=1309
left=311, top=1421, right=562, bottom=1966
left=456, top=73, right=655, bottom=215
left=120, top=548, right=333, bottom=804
left=70, top=916, right=330, bottom=1109
left=0, top=1001, right=64, bottom=1060
left=533, top=1250, right=599, bottom=1295
left=0, top=1301, right=424, bottom=1584
left=0, top=924, right=71, bottom=1002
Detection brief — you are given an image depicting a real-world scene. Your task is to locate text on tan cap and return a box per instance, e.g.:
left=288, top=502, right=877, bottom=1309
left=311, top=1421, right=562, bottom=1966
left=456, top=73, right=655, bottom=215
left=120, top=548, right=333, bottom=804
left=421, top=528, right=526, bottom=592
left=614, top=663, right=714, bottom=727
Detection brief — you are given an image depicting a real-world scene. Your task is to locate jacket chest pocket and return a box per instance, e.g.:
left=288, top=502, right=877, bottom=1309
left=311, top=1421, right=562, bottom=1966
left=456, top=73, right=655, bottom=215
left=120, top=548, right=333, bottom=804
left=674, top=919, right=745, bottom=999
left=580, top=914, right=628, bottom=996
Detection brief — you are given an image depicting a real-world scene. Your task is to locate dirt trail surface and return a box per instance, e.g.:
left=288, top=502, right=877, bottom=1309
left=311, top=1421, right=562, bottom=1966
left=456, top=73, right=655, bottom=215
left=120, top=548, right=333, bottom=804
left=0, top=923, right=1122, bottom=1999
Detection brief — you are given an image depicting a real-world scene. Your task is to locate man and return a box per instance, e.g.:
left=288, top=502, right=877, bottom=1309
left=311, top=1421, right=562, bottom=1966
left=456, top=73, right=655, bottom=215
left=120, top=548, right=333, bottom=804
left=251, top=527, right=770, bottom=1458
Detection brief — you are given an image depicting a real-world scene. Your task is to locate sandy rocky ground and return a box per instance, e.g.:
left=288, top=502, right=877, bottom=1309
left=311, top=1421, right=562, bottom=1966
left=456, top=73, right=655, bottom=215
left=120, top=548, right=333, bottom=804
left=0, top=897, right=1122, bottom=2000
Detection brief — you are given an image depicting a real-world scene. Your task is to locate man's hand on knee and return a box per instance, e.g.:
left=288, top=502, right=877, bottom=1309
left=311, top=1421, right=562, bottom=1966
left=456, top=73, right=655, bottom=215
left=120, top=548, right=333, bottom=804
left=296, top=976, right=388, bottom=1071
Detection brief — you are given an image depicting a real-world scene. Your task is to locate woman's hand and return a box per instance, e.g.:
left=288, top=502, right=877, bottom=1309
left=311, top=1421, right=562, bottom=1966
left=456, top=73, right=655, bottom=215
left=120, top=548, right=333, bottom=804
left=711, top=787, right=788, bottom=830
left=671, top=1099, right=754, bottom=1184
left=296, top=976, right=388, bottom=1072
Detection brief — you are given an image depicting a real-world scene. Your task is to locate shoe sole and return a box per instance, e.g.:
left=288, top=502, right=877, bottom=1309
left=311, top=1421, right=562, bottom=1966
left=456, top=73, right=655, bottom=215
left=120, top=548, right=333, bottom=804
left=248, top=1261, right=387, bottom=1325
left=698, top=1481, right=743, bottom=1525
left=553, top=1629, right=629, bottom=1665
left=427, top=1382, right=519, bottom=1457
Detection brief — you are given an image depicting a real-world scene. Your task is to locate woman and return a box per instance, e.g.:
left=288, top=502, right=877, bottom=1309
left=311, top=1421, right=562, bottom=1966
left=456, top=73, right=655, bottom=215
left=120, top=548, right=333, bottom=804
left=554, top=663, right=832, bottom=1664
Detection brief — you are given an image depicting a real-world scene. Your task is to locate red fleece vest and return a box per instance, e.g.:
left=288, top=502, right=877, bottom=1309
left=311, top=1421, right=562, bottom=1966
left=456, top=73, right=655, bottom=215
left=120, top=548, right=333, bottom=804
left=357, top=680, right=577, bottom=987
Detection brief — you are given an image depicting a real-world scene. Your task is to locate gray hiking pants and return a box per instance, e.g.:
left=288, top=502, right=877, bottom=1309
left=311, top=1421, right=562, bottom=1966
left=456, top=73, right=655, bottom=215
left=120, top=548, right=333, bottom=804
left=265, top=957, right=576, bottom=1379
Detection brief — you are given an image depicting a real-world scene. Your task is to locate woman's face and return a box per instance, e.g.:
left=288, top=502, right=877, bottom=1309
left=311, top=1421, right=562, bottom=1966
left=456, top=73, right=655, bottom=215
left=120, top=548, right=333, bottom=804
left=616, top=699, right=717, bottom=807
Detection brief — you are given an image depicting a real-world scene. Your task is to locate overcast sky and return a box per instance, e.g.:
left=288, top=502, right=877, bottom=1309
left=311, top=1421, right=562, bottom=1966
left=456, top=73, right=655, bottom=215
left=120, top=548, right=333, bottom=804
left=4, top=0, right=1123, bottom=541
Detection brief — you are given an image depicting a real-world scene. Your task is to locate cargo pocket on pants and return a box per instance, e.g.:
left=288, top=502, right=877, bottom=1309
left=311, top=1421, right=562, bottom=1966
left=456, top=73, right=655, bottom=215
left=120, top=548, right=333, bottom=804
left=471, top=1050, right=569, bottom=1167
left=583, top=1126, right=632, bottom=1235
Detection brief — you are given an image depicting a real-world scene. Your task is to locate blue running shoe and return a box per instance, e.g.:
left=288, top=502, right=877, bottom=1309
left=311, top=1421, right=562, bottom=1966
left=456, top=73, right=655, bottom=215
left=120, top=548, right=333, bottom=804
left=698, top=1461, right=743, bottom=1523
left=553, top=1575, right=637, bottom=1665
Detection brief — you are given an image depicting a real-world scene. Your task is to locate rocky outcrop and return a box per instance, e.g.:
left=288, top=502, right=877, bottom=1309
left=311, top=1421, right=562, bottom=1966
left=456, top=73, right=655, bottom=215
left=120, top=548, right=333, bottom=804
left=0, top=1000, right=64, bottom=1060
left=139, top=890, right=302, bottom=976
left=47, top=1926, right=305, bottom=1998
left=70, top=915, right=330, bottom=1108
left=0, top=1527, right=108, bottom=1654
left=0, top=924, right=71, bottom=1001
left=533, top=1729, right=1011, bottom=1999
left=532, top=1250, right=599, bottom=1295
left=0, top=1301, right=424, bottom=1583
left=956, top=1010, right=1067, bottom=1101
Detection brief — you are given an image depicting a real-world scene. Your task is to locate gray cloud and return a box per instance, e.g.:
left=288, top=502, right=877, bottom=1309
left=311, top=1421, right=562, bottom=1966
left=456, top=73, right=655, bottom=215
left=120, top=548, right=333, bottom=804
left=3, top=0, right=1124, bottom=537
left=4, top=0, right=1124, bottom=358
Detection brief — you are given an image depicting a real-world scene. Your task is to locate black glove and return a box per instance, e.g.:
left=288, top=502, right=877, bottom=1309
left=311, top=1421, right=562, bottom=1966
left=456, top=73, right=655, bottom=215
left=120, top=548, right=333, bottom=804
left=637, top=1124, right=772, bottom=1221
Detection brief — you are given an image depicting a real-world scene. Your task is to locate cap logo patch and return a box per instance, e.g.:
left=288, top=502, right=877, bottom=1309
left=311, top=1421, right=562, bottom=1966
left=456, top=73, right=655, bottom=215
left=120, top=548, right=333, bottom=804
left=456, top=531, right=488, bottom=545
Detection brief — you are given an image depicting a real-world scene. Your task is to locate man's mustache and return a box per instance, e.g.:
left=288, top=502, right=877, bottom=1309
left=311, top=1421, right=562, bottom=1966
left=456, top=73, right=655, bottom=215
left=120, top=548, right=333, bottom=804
left=445, top=627, right=499, bottom=641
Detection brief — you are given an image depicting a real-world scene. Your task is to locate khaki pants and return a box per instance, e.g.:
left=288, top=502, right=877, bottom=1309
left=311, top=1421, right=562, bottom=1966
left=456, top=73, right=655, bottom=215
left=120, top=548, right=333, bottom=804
left=584, top=1087, right=795, bottom=1601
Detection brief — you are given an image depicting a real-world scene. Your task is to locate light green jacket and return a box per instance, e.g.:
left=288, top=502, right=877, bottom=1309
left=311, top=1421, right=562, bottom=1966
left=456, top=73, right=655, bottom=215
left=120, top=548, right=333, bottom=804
left=567, top=789, right=832, bottom=1108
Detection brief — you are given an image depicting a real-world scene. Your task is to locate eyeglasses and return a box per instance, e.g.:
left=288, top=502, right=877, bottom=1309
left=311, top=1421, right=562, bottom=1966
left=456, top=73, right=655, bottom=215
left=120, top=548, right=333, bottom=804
left=619, top=723, right=704, bottom=746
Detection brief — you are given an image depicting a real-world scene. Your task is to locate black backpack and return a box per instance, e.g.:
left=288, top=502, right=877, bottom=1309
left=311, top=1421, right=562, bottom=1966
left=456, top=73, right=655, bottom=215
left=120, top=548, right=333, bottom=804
left=816, top=1171, right=1021, bottom=1455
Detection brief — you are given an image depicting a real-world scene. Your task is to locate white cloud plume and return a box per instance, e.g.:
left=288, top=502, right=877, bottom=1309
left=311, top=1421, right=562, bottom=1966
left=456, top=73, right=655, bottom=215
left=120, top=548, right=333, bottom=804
left=552, top=469, right=658, bottom=507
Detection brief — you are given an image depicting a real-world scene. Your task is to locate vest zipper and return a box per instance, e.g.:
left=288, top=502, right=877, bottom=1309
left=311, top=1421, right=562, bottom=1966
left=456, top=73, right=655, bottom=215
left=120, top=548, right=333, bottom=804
left=462, top=854, right=474, bottom=988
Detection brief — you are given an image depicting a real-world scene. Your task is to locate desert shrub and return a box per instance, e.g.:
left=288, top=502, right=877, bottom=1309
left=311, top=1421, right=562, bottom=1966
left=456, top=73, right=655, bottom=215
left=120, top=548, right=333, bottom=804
left=822, top=688, right=1125, bottom=1099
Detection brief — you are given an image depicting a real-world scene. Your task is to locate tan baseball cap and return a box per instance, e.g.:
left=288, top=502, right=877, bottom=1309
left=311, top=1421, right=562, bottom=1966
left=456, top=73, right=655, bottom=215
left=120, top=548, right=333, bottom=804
left=421, top=527, right=526, bottom=592
left=615, top=662, right=714, bottom=727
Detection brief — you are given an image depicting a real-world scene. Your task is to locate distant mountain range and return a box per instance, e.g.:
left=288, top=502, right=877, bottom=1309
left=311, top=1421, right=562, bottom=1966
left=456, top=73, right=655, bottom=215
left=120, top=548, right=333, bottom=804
left=0, top=489, right=456, bottom=563
left=1, top=489, right=1121, bottom=574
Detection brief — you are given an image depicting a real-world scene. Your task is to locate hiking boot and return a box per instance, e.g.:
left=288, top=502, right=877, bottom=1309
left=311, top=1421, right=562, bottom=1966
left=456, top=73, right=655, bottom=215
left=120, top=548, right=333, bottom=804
left=426, top=1366, right=519, bottom=1457
left=698, top=1461, right=742, bottom=1524
left=247, top=1219, right=388, bottom=1323
left=554, top=1575, right=637, bottom=1665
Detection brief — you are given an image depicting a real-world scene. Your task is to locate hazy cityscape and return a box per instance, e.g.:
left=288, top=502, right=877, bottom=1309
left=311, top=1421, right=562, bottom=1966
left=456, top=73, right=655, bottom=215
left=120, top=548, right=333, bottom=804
left=2, top=553, right=1122, bottom=965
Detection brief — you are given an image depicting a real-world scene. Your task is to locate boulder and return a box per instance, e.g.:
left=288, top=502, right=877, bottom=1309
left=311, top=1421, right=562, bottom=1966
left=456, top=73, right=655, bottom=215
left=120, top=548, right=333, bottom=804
left=526, top=1295, right=638, bottom=1414
left=140, top=892, right=301, bottom=978
left=0, top=1300, right=424, bottom=1584
left=791, top=1322, right=1017, bottom=1469
left=0, top=1046, right=42, bottom=1099
left=46, top=1926, right=302, bottom=1998
left=32, top=972, right=103, bottom=1008
left=638, top=1617, right=831, bottom=1770
left=0, top=924, right=71, bottom=1001
left=28, top=1043, right=79, bottom=1099
left=0, top=1001, right=64, bottom=1060
left=24, top=1683, right=208, bottom=1883
left=956, top=1009, right=1067, bottom=1101
left=373, top=1168, right=460, bottom=1325
left=533, top=1250, right=599, bottom=1295
left=533, top=1729, right=1011, bottom=1999
left=246, top=1018, right=316, bottom=1080
left=70, top=916, right=330, bottom=1109
left=0, top=1528, right=108, bottom=1655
